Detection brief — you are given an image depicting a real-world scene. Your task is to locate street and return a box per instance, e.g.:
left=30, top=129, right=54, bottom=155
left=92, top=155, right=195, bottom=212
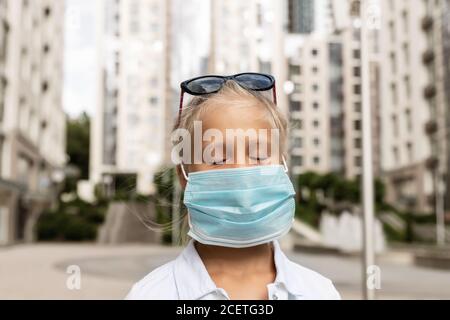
left=0, top=243, right=449, bottom=300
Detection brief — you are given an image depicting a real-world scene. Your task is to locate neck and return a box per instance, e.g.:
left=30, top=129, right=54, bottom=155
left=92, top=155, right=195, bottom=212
left=195, top=242, right=276, bottom=276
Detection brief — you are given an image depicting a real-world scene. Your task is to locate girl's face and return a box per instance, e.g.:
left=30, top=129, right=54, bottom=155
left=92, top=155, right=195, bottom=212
left=180, top=103, right=281, bottom=184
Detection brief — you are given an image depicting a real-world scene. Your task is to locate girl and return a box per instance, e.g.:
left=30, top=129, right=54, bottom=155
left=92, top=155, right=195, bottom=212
left=126, top=73, right=341, bottom=300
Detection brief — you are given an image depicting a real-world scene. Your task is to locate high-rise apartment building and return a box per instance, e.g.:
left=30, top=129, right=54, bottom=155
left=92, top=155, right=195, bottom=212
left=422, top=0, right=450, bottom=216
left=380, top=0, right=433, bottom=212
left=288, top=35, right=343, bottom=175
left=0, top=0, right=66, bottom=245
left=287, top=0, right=332, bottom=35
left=286, top=0, right=379, bottom=179
left=209, top=0, right=286, bottom=77
left=90, top=0, right=170, bottom=196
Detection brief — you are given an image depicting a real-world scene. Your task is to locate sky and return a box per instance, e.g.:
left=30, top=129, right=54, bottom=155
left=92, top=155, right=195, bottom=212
left=62, top=0, right=211, bottom=119
left=63, top=0, right=97, bottom=118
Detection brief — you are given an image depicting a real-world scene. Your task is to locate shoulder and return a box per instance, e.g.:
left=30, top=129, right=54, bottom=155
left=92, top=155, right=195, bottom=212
left=287, top=260, right=341, bottom=300
left=125, top=260, right=178, bottom=300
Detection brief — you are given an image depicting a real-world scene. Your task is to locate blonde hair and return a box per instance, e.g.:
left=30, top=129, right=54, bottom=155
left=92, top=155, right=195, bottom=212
left=174, top=80, right=288, bottom=156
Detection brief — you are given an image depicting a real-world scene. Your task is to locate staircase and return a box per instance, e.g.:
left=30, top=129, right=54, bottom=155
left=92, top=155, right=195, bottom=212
left=97, top=201, right=162, bottom=244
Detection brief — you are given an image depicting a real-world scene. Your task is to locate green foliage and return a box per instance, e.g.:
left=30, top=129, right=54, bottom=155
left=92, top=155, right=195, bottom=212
left=382, top=221, right=406, bottom=242
left=294, top=171, right=433, bottom=243
left=36, top=197, right=106, bottom=241
left=66, top=112, right=90, bottom=181
left=153, top=168, right=179, bottom=244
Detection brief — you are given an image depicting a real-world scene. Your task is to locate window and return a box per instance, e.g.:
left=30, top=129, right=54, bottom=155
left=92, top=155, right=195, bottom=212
left=313, top=120, right=320, bottom=128
left=313, top=156, right=320, bottom=165
left=42, top=81, right=49, bottom=93
left=353, top=49, right=361, bottom=59
left=291, top=156, right=303, bottom=168
left=391, top=83, right=398, bottom=105
left=355, top=138, right=362, bottom=149
left=404, top=75, right=411, bottom=98
left=353, top=66, right=361, bottom=77
left=150, top=23, right=159, bottom=33
left=312, top=84, right=319, bottom=92
left=402, top=10, right=409, bottom=34
left=405, top=109, right=412, bottom=131
left=354, top=84, right=361, bottom=95
left=0, top=137, right=3, bottom=176
left=389, top=21, right=396, bottom=43
left=0, top=77, right=6, bottom=122
left=313, top=102, right=319, bottom=110
left=393, top=146, right=399, bottom=163
left=44, top=7, right=51, bottom=17
left=312, top=49, right=318, bottom=56
left=291, top=119, right=303, bottom=130
left=354, top=120, right=361, bottom=131
left=313, top=138, right=320, bottom=146
left=406, top=142, right=413, bottom=160
left=150, top=77, right=158, bottom=87
left=292, top=137, right=303, bottom=149
left=390, top=52, right=397, bottom=74
left=289, top=64, right=301, bottom=76
left=392, top=115, right=398, bottom=136
left=150, top=97, right=159, bottom=106
left=17, top=156, right=32, bottom=187
left=290, top=100, right=302, bottom=112
left=403, top=43, right=410, bottom=65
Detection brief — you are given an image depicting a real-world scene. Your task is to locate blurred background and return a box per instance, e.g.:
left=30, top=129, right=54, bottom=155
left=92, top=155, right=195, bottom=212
left=1, top=0, right=450, bottom=299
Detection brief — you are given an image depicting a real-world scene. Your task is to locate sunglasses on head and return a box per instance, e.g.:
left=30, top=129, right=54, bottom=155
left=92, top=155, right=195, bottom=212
left=178, top=72, right=278, bottom=123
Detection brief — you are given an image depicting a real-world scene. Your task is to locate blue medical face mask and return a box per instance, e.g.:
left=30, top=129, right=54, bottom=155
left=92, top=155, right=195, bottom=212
left=181, top=161, right=296, bottom=248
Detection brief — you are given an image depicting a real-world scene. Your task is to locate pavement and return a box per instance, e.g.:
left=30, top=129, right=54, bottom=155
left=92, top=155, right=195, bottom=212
left=1, top=242, right=450, bottom=300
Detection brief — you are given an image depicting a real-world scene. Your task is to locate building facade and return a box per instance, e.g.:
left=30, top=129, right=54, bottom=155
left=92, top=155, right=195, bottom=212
left=287, top=0, right=331, bottom=35
left=421, top=0, right=450, bottom=217
left=0, top=0, right=66, bottom=245
left=286, top=0, right=380, bottom=179
left=380, top=0, right=433, bottom=212
left=288, top=35, right=340, bottom=175
left=209, top=0, right=287, bottom=79
left=90, top=0, right=170, bottom=196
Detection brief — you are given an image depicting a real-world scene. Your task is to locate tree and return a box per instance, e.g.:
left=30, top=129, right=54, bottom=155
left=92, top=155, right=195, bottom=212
left=66, top=112, right=90, bottom=179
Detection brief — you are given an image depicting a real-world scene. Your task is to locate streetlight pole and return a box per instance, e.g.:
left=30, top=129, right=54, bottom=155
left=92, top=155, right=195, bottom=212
left=360, top=0, right=376, bottom=300
left=435, top=173, right=446, bottom=246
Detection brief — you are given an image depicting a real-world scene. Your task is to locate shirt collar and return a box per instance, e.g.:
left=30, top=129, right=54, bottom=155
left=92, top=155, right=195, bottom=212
left=173, top=240, right=220, bottom=300
left=272, top=240, right=307, bottom=298
left=173, top=240, right=308, bottom=300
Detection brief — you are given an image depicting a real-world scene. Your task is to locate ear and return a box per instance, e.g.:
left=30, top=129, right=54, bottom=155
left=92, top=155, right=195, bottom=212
left=176, top=164, right=188, bottom=189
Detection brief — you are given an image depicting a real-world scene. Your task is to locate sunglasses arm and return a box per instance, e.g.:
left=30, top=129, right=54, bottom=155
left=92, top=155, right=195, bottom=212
left=272, top=81, right=278, bottom=106
left=177, top=88, right=185, bottom=126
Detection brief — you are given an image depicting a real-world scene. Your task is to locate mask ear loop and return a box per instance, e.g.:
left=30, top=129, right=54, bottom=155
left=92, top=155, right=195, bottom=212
left=181, top=163, right=190, bottom=182
left=282, top=156, right=289, bottom=173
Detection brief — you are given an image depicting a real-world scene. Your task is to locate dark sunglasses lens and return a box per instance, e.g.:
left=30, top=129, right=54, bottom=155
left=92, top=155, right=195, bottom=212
left=186, top=77, right=225, bottom=94
left=234, top=74, right=273, bottom=90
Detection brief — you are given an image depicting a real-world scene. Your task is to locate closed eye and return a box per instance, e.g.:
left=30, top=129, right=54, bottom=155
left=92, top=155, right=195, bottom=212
left=211, top=159, right=227, bottom=165
left=250, top=156, right=270, bottom=163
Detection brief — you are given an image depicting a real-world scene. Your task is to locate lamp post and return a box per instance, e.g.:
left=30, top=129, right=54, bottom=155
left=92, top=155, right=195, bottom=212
left=360, top=0, right=377, bottom=300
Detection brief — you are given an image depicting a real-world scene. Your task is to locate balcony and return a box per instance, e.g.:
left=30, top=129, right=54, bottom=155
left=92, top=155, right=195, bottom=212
left=424, top=84, right=437, bottom=99
left=424, top=120, right=438, bottom=135
left=422, top=15, right=433, bottom=31
left=426, top=156, right=439, bottom=170
left=422, top=49, right=435, bottom=65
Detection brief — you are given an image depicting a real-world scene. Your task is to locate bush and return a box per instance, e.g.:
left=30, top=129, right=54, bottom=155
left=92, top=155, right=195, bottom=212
left=36, top=197, right=107, bottom=242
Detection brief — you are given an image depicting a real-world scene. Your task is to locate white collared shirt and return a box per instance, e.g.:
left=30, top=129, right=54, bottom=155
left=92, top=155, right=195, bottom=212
left=125, top=240, right=341, bottom=300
